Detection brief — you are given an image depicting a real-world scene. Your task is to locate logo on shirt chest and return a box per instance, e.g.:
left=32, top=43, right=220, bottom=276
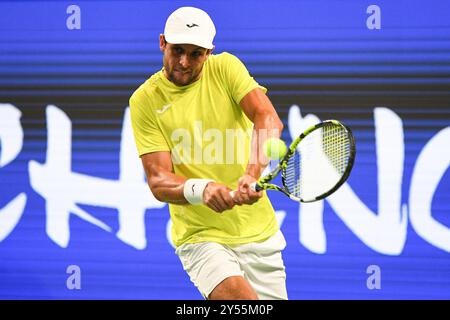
left=156, top=104, right=172, bottom=114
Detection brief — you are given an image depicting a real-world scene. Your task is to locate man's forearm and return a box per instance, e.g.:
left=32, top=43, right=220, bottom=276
left=145, top=164, right=188, bottom=204
left=246, top=112, right=284, bottom=179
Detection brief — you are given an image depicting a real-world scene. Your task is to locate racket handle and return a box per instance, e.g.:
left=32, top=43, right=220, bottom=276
left=229, top=182, right=262, bottom=199
left=250, top=182, right=263, bottom=192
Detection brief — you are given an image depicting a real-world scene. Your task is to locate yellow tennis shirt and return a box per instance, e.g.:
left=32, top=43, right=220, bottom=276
left=129, top=52, right=279, bottom=247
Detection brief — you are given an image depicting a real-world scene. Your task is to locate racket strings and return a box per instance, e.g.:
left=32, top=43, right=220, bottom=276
left=284, top=123, right=352, bottom=201
left=284, top=150, right=302, bottom=197
left=322, top=123, right=351, bottom=174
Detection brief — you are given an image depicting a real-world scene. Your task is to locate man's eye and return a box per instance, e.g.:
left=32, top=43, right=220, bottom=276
left=174, top=48, right=183, bottom=54
left=192, top=52, right=202, bottom=58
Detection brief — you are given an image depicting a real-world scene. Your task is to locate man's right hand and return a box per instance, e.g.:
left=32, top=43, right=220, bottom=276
left=203, top=182, right=236, bottom=213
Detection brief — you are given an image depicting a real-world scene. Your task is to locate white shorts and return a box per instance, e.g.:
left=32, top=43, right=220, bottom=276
left=175, top=230, right=288, bottom=300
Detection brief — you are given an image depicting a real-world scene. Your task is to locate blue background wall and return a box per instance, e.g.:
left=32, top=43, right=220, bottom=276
left=0, top=0, right=449, bottom=299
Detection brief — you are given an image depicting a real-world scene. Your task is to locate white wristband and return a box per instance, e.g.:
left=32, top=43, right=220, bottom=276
left=183, top=179, right=214, bottom=205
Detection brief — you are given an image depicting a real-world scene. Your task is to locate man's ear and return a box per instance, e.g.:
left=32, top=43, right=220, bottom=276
left=206, top=46, right=214, bottom=57
left=159, top=34, right=167, bottom=52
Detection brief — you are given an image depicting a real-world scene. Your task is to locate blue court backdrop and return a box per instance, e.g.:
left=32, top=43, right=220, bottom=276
left=0, top=0, right=449, bottom=299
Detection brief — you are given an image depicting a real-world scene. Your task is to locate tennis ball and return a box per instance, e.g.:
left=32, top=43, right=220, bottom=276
left=263, top=138, right=287, bottom=160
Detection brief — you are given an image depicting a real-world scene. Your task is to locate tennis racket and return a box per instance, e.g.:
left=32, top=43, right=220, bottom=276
left=231, top=120, right=356, bottom=202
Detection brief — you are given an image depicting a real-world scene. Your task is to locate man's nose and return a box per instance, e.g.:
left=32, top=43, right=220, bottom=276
left=179, top=54, right=190, bottom=69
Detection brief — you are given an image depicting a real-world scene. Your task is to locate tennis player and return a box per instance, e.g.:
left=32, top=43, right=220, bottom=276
left=129, top=7, right=287, bottom=300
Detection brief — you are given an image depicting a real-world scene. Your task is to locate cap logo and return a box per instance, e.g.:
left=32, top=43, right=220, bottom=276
left=186, top=23, right=199, bottom=28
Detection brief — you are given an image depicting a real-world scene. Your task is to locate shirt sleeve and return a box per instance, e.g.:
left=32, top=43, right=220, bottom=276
left=220, top=52, right=267, bottom=104
left=129, top=93, right=170, bottom=156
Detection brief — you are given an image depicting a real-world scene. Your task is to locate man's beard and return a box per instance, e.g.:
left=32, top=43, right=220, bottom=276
left=165, top=64, right=197, bottom=86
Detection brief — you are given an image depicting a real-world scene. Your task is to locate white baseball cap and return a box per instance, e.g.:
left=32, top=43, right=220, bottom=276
left=164, top=7, right=216, bottom=49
